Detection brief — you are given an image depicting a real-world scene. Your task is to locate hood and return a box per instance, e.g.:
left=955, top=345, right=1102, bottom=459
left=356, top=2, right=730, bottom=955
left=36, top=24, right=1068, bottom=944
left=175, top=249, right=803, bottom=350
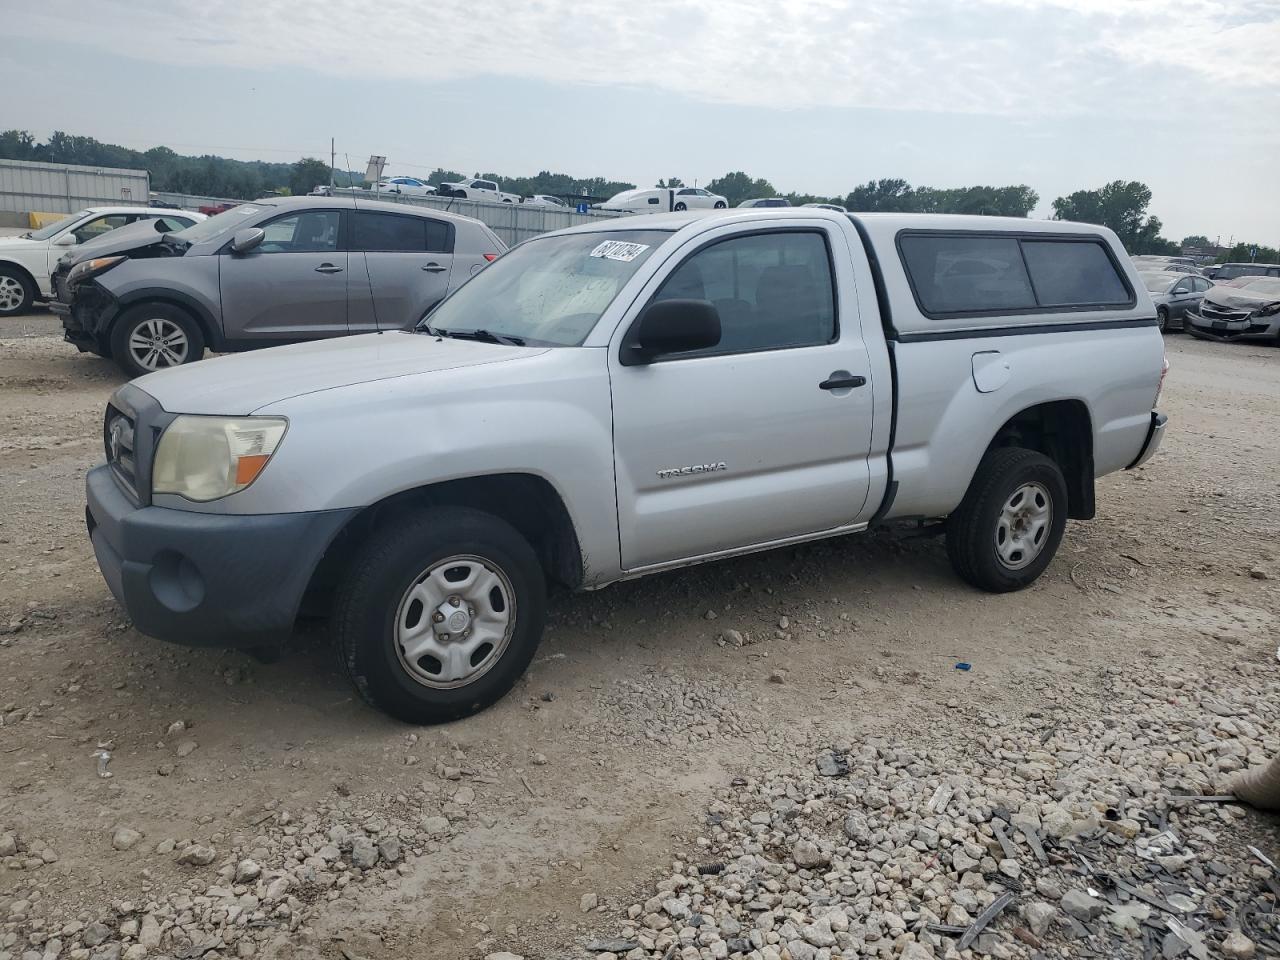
left=1203, top=287, right=1280, bottom=312
left=56, top=219, right=178, bottom=269
left=133, top=331, right=546, bottom=415
left=0, top=234, right=39, bottom=250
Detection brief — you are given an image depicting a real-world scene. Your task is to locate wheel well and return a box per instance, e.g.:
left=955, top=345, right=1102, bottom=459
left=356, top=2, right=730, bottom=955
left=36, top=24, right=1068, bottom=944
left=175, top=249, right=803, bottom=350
left=986, top=400, right=1095, bottom=520
left=0, top=260, right=39, bottom=296
left=302, top=473, right=584, bottom=616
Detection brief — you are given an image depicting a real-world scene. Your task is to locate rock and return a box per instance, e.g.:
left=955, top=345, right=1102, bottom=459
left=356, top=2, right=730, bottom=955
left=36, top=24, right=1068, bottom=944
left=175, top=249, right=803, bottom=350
left=801, top=918, right=837, bottom=948
left=234, top=859, right=261, bottom=883
left=792, top=839, right=827, bottom=868
left=110, top=828, right=142, bottom=851
left=350, top=836, right=379, bottom=869
left=0, top=833, right=16, bottom=857
left=720, top=629, right=744, bottom=647
left=1248, top=567, right=1269, bottom=581
left=483, top=954, right=524, bottom=960
left=1061, top=888, right=1104, bottom=922
left=531, top=753, right=548, bottom=766
left=951, top=849, right=979, bottom=874
left=377, top=837, right=402, bottom=864
left=137, top=916, right=160, bottom=952
left=421, top=816, right=451, bottom=836
left=900, top=944, right=935, bottom=960
left=176, top=844, right=216, bottom=866
left=81, top=924, right=111, bottom=948
left=1023, top=901, right=1056, bottom=938
left=1221, top=931, right=1256, bottom=959
left=998, top=858, right=1020, bottom=879
left=1102, top=817, right=1141, bottom=840
left=579, top=892, right=598, bottom=913
left=122, top=946, right=146, bottom=960
left=174, top=740, right=198, bottom=757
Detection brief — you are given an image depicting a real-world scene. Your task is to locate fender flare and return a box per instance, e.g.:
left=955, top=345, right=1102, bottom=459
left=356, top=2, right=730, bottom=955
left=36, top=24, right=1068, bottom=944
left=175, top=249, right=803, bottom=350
left=114, top=288, right=225, bottom=351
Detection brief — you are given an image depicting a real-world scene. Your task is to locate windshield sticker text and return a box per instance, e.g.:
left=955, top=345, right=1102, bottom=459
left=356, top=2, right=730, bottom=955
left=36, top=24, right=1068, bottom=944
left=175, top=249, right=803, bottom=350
left=590, top=240, right=649, bottom=263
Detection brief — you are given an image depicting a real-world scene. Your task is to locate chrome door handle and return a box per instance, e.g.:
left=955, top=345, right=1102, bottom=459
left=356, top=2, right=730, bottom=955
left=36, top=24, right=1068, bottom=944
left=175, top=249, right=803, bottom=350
left=421, top=262, right=447, bottom=273
left=315, top=263, right=343, bottom=274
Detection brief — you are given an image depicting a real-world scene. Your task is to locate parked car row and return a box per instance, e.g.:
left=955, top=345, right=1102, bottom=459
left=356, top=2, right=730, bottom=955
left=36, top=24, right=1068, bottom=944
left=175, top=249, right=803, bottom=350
left=48, top=196, right=505, bottom=376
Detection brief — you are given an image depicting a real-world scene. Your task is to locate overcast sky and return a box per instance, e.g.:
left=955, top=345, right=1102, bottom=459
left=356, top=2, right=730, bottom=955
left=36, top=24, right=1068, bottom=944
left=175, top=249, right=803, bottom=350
left=3, top=0, right=1277, bottom=244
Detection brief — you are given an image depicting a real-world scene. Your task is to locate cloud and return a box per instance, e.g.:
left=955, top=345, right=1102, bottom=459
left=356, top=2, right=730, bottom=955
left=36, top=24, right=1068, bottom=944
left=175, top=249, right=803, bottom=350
left=11, top=0, right=1280, bottom=114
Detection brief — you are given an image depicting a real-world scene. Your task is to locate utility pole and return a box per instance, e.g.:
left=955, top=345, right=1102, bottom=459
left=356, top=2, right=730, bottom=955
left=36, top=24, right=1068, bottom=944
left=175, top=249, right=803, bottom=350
left=330, top=138, right=335, bottom=189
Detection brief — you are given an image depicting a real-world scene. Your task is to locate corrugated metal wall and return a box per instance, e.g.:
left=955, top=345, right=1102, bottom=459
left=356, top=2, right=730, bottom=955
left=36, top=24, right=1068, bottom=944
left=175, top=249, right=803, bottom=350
left=151, top=189, right=628, bottom=247
left=0, top=159, right=151, bottom=214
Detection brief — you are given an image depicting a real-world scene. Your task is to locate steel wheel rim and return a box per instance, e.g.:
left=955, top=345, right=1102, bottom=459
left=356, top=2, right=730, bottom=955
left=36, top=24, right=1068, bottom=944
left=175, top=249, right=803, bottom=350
left=394, top=554, right=516, bottom=690
left=0, top=276, right=24, bottom=311
left=995, top=481, right=1052, bottom=570
left=128, top=318, right=189, bottom=370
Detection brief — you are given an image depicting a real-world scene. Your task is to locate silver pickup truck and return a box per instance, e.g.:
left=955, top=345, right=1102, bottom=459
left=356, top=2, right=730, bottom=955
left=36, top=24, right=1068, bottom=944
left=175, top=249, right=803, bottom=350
left=85, top=210, right=1168, bottom=722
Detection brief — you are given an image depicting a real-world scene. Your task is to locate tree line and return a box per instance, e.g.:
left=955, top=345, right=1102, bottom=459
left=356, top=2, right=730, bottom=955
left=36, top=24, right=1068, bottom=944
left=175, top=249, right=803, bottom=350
left=0, top=130, right=1266, bottom=260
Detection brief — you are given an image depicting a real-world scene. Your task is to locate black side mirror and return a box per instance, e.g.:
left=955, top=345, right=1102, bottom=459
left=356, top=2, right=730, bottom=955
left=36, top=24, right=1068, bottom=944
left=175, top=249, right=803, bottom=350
left=624, top=299, right=721, bottom=365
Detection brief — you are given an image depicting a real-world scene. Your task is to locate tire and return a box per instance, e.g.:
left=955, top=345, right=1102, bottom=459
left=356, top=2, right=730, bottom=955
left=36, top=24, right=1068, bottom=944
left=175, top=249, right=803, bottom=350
left=946, top=447, right=1068, bottom=593
left=0, top=265, right=35, bottom=316
left=333, top=506, right=546, bottom=724
left=1156, top=307, right=1168, bottom=333
left=110, top=302, right=206, bottom=379
left=674, top=202, right=687, bottom=211
left=714, top=201, right=726, bottom=209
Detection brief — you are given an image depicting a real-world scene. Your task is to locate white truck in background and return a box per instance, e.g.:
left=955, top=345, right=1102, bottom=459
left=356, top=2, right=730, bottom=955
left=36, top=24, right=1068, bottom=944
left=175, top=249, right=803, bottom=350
left=436, top=178, right=520, bottom=204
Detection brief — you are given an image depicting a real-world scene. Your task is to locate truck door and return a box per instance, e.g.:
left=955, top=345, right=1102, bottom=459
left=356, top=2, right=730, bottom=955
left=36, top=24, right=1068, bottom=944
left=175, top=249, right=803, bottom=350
left=608, top=221, right=876, bottom=571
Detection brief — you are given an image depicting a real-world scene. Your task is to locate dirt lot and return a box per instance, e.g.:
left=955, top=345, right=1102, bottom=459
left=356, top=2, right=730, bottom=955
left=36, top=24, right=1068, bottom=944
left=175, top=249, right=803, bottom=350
left=1, top=315, right=1277, bottom=960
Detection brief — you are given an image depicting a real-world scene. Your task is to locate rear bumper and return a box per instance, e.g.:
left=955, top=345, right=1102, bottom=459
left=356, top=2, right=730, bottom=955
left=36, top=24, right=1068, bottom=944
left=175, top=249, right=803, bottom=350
left=86, top=465, right=355, bottom=648
left=1126, top=412, right=1168, bottom=470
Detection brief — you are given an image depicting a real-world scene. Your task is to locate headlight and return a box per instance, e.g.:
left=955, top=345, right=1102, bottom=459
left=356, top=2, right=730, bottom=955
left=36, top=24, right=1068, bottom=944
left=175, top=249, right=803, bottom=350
left=67, top=255, right=126, bottom=287
left=152, top=416, right=287, bottom=502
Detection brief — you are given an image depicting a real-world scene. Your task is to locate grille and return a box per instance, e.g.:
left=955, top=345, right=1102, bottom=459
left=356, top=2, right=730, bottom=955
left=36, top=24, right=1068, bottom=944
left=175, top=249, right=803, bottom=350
left=104, top=406, right=138, bottom=496
left=1199, top=302, right=1251, bottom=322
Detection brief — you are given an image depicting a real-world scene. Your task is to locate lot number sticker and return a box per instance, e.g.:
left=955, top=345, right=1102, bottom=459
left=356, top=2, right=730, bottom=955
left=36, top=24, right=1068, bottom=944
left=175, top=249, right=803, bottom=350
left=590, top=240, right=649, bottom=262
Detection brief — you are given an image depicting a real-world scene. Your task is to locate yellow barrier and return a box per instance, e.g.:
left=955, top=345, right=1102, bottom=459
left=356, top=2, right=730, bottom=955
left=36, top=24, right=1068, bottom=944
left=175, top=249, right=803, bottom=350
left=28, top=211, right=67, bottom=229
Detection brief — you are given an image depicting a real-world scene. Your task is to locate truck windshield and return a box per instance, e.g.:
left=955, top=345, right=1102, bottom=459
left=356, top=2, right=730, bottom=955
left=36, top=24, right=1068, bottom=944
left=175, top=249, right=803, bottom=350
left=421, top=230, right=669, bottom=346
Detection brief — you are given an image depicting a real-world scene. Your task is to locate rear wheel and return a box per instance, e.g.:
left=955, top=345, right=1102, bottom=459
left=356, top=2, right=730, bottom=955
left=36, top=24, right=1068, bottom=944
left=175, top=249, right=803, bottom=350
left=333, top=507, right=546, bottom=724
left=674, top=202, right=687, bottom=211
left=946, top=447, right=1068, bottom=592
left=0, top=266, right=34, bottom=316
left=714, top=201, right=727, bottom=209
left=110, top=302, right=206, bottom=378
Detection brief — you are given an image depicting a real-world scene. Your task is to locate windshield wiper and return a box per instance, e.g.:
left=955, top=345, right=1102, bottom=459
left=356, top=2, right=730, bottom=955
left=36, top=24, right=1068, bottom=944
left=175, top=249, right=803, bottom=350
left=430, top=328, right=526, bottom=346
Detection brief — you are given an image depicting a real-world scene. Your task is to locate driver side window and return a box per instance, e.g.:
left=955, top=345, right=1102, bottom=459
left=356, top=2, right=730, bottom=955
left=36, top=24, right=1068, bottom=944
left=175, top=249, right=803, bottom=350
left=258, top=211, right=340, bottom=253
left=650, top=231, right=837, bottom=358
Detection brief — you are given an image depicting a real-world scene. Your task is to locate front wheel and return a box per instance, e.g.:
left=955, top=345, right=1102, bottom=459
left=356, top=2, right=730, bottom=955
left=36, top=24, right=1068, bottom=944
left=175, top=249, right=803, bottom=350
left=946, top=447, right=1068, bottom=592
left=110, top=303, right=206, bottom=378
left=714, top=201, right=726, bottom=209
left=1156, top=307, right=1169, bottom=333
left=333, top=507, right=546, bottom=724
left=0, top=266, right=34, bottom=316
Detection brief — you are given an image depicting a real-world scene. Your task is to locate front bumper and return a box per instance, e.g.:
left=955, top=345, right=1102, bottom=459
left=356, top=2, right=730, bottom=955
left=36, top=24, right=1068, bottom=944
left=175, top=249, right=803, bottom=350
left=86, top=465, right=355, bottom=648
left=56, top=279, right=117, bottom=354
left=1186, top=310, right=1280, bottom=341
left=1126, top=411, right=1168, bottom=470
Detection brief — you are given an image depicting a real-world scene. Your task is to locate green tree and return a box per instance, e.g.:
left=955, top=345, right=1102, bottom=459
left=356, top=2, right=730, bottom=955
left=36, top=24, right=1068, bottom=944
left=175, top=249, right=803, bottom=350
left=1051, top=180, right=1173, bottom=254
left=1219, top=242, right=1279, bottom=264
left=845, top=179, right=916, bottom=212
left=1181, top=235, right=1211, bottom=249
left=655, top=177, right=685, bottom=188
left=288, top=158, right=331, bottom=196
left=707, top=172, right=776, bottom=206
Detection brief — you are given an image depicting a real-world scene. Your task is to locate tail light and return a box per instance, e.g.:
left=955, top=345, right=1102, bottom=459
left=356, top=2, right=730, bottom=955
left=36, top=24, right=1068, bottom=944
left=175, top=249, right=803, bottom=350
left=482, top=253, right=498, bottom=262
left=1154, top=354, right=1169, bottom=408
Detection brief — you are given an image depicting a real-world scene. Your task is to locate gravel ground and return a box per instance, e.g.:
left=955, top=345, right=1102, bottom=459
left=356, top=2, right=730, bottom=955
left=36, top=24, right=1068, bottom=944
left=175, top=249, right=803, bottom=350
left=0, top=321, right=1277, bottom=960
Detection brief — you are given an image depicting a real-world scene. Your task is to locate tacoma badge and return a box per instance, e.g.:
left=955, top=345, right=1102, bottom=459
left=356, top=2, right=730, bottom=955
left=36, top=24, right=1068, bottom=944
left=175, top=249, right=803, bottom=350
left=656, top=462, right=727, bottom=480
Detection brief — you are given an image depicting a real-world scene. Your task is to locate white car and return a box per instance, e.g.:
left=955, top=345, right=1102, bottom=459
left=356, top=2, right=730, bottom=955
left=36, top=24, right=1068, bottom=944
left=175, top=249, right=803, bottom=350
left=523, top=195, right=569, bottom=207
left=437, top=178, right=520, bottom=204
left=0, top=206, right=205, bottom=316
left=738, top=198, right=792, bottom=208
left=375, top=177, right=437, bottom=197
left=671, top=187, right=728, bottom=210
